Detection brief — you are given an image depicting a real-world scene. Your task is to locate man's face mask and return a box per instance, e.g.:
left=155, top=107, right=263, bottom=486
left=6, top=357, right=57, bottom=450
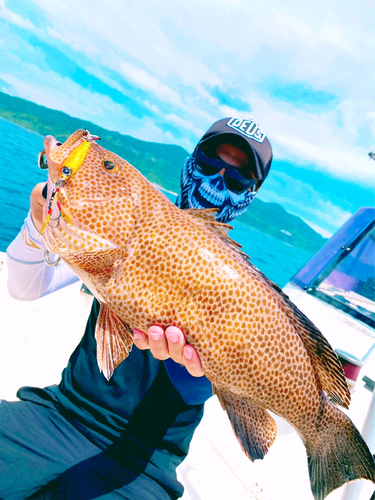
left=175, top=152, right=257, bottom=224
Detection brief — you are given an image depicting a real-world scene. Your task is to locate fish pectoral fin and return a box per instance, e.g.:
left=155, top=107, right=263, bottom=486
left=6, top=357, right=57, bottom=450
left=214, top=387, right=277, bottom=461
left=64, top=246, right=125, bottom=275
left=95, top=304, right=134, bottom=380
left=46, top=223, right=126, bottom=274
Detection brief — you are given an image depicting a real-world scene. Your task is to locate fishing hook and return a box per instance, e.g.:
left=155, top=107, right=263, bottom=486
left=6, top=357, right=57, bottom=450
left=44, top=250, right=61, bottom=267
left=49, top=212, right=62, bottom=227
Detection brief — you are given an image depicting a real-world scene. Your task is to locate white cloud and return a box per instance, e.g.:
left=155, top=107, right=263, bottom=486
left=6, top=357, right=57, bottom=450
left=303, top=221, right=332, bottom=239
left=127, top=119, right=169, bottom=144
left=1, top=66, right=196, bottom=150
left=46, top=27, right=101, bottom=57
left=83, top=65, right=128, bottom=95
left=1, top=0, right=374, bottom=189
left=0, top=68, right=134, bottom=135
left=248, top=92, right=374, bottom=184
left=117, top=61, right=216, bottom=125
left=312, top=199, right=353, bottom=230
left=0, top=0, right=373, bottom=243
left=164, top=113, right=205, bottom=135
left=119, top=61, right=185, bottom=110
left=143, top=100, right=162, bottom=115
left=260, top=186, right=352, bottom=235
left=273, top=131, right=372, bottom=181
left=127, top=118, right=189, bottom=149
left=258, top=169, right=355, bottom=234
left=0, top=0, right=34, bottom=29
left=31, top=0, right=222, bottom=91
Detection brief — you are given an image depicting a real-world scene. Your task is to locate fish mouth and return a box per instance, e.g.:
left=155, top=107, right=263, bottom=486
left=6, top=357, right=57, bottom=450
left=40, top=131, right=86, bottom=227
left=43, top=135, right=63, bottom=158
left=40, top=136, right=68, bottom=229
left=38, top=135, right=64, bottom=186
left=40, top=129, right=106, bottom=238
left=38, top=136, right=63, bottom=171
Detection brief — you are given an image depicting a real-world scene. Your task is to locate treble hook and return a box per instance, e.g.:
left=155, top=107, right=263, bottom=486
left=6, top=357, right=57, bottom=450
left=82, top=130, right=101, bottom=141
left=44, top=250, right=61, bottom=267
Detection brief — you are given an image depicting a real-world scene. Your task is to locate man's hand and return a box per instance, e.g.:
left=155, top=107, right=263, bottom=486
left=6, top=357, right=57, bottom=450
left=133, top=326, right=204, bottom=377
left=30, top=182, right=47, bottom=232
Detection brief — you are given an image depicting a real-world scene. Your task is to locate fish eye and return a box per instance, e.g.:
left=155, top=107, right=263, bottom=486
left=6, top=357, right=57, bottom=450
left=101, top=160, right=119, bottom=173
left=56, top=142, right=63, bottom=146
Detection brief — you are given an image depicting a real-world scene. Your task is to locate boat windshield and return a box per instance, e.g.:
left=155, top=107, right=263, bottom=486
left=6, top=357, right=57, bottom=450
left=315, top=227, right=375, bottom=327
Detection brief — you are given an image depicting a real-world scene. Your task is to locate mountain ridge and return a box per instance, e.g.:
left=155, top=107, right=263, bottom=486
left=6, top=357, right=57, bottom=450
left=0, top=91, right=327, bottom=253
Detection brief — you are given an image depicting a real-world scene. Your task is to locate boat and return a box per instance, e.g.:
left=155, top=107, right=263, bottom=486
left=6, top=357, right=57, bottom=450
left=283, top=206, right=375, bottom=393
left=0, top=207, right=374, bottom=500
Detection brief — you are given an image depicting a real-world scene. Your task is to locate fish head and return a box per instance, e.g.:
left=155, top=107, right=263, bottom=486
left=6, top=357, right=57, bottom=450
left=43, top=129, right=128, bottom=207
left=41, top=129, right=137, bottom=275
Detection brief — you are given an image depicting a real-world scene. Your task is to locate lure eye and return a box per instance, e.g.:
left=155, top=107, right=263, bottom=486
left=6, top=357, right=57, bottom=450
left=102, top=160, right=118, bottom=173
left=61, top=166, right=73, bottom=177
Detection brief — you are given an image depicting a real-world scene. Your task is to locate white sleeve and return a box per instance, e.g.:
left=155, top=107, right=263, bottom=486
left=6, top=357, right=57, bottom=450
left=6, top=212, right=79, bottom=301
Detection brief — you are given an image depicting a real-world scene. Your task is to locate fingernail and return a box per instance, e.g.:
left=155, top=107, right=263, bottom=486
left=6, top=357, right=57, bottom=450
left=133, top=332, right=139, bottom=340
left=166, top=333, right=179, bottom=343
left=184, top=346, right=193, bottom=360
left=149, top=332, right=161, bottom=342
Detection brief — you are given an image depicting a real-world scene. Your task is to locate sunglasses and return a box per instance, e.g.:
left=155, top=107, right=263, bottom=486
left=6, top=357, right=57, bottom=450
left=194, top=148, right=258, bottom=194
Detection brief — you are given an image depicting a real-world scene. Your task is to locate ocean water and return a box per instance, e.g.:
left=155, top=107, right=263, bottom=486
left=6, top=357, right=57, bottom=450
left=0, top=117, right=312, bottom=288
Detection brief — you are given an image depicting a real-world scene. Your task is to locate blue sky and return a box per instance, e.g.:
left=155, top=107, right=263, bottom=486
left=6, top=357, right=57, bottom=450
left=0, top=0, right=374, bottom=237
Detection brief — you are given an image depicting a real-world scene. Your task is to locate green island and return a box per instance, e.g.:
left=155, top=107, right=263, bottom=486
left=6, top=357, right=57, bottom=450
left=0, top=91, right=327, bottom=253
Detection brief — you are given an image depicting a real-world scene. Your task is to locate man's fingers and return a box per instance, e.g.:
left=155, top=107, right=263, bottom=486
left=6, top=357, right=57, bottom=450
left=183, top=345, right=205, bottom=377
left=132, top=328, right=150, bottom=350
left=147, top=325, right=169, bottom=360
left=165, top=326, right=185, bottom=365
left=133, top=325, right=204, bottom=376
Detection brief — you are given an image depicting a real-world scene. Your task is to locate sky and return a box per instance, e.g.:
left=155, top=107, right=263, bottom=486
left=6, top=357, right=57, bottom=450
left=0, top=0, right=374, bottom=237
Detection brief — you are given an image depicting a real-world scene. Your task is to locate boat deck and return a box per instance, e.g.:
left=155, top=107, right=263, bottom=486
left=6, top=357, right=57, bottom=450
left=0, top=251, right=374, bottom=500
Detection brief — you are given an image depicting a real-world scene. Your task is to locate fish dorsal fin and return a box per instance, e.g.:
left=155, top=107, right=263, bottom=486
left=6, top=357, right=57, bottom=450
left=214, top=386, right=277, bottom=461
left=183, top=207, right=219, bottom=221
left=183, top=208, right=243, bottom=250
left=236, top=254, right=350, bottom=409
left=281, top=295, right=351, bottom=409
left=95, top=304, right=134, bottom=380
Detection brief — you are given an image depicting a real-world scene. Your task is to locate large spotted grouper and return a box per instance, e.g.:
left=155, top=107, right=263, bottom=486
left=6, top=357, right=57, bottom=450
left=40, top=129, right=375, bottom=500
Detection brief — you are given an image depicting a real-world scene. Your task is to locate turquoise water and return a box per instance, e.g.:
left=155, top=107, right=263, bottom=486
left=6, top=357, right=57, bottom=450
left=0, top=117, right=312, bottom=287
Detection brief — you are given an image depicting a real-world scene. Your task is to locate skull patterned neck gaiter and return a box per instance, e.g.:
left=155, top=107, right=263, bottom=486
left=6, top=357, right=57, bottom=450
left=175, top=155, right=257, bottom=224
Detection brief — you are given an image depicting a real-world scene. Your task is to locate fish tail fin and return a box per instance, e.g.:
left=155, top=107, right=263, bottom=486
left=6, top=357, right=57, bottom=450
left=307, top=398, right=375, bottom=500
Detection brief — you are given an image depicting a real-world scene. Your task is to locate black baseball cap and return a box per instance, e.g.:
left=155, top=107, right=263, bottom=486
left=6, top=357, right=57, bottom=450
left=195, top=117, right=273, bottom=183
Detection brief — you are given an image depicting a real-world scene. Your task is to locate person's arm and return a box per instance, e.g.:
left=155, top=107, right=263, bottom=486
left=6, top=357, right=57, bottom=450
left=6, top=183, right=79, bottom=300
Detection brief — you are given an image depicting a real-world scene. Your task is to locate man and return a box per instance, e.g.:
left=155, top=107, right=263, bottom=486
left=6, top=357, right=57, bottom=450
left=3, top=117, right=272, bottom=499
